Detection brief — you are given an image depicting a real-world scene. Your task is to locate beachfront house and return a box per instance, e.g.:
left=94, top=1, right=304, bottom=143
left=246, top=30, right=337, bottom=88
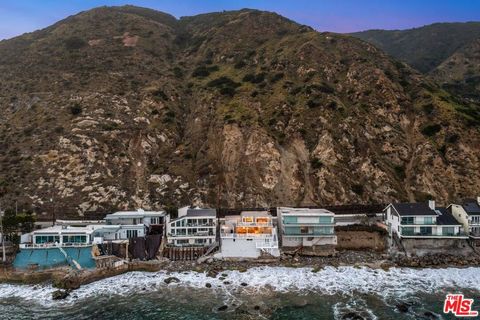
left=449, top=197, right=480, bottom=242
left=166, top=206, right=217, bottom=247
left=277, top=207, right=337, bottom=255
left=104, top=209, right=166, bottom=239
left=384, top=201, right=465, bottom=239
left=20, top=225, right=101, bottom=248
left=215, top=211, right=280, bottom=259
left=384, top=200, right=470, bottom=255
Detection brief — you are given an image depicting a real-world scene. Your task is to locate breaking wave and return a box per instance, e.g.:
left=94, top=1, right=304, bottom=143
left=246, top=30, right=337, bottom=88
left=0, top=266, right=479, bottom=306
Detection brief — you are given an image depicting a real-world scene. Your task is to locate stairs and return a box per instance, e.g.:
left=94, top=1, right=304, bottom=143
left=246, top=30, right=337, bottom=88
left=55, top=243, right=82, bottom=270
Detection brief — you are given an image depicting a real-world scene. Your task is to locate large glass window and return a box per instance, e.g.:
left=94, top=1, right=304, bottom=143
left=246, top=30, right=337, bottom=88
left=402, top=227, right=414, bottom=236
left=35, top=235, right=60, bottom=244
left=443, top=227, right=455, bottom=236
left=319, top=216, right=332, bottom=224
left=423, top=217, right=433, bottom=225
left=284, top=216, right=298, bottom=224
left=126, top=229, right=138, bottom=238
left=401, top=217, right=414, bottom=225
left=314, top=226, right=334, bottom=235
left=420, top=226, right=432, bottom=235
left=62, top=235, right=87, bottom=243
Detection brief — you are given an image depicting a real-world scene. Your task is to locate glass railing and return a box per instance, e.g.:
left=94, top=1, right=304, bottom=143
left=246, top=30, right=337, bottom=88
left=401, top=231, right=467, bottom=237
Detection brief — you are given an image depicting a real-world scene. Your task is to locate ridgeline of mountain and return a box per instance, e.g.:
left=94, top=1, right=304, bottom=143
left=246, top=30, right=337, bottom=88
left=0, top=6, right=479, bottom=217
left=351, top=22, right=480, bottom=103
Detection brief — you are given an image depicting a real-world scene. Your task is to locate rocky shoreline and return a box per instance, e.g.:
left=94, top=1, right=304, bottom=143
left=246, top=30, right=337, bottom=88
left=1, top=250, right=479, bottom=300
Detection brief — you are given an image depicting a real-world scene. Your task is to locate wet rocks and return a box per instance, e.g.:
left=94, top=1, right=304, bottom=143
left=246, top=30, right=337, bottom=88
left=217, top=305, right=228, bottom=311
left=240, top=282, right=248, bottom=286
left=164, top=277, right=180, bottom=284
left=341, top=312, right=364, bottom=320
left=205, top=283, right=212, bottom=288
left=52, top=289, right=70, bottom=300
left=396, top=303, right=410, bottom=313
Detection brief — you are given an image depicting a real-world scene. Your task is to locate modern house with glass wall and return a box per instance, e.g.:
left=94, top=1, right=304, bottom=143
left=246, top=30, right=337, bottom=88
left=277, top=207, right=337, bottom=255
left=166, top=206, right=217, bottom=247
left=384, top=201, right=466, bottom=239
left=215, top=211, right=280, bottom=259
left=20, top=225, right=100, bottom=248
left=449, top=197, right=480, bottom=240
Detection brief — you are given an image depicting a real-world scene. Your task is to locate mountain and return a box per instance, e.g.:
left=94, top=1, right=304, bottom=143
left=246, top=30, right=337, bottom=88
left=351, top=23, right=480, bottom=103
left=430, top=39, right=480, bottom=103
left=351, top=22, right=480, bottom=73
left=1, top=6, right=480, bottom=217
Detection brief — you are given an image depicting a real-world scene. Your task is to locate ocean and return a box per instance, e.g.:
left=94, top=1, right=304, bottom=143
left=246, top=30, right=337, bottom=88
left=0, top=266, right=478, bottom=319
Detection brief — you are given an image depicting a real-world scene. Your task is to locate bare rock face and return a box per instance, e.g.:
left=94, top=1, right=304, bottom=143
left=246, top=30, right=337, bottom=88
left=0, top=6, right=479, bottom=216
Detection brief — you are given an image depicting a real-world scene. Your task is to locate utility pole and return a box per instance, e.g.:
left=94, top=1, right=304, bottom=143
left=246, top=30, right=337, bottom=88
left=0, top=204, right=5, bottom=263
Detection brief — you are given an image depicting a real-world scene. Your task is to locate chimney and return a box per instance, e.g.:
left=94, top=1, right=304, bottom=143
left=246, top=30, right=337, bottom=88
left=477, top=197, right=480, bottom=205
left=428, top=200, right=435, bottom=210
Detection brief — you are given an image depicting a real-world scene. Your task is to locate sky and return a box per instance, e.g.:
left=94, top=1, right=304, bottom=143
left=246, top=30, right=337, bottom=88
left=1, top=0, right=480, bottom=40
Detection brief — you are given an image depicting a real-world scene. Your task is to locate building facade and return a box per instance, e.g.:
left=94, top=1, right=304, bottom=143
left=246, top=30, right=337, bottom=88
left=277, top=207, right=337, bottom=255
left=216, top=211, right=280, bottom=259
left=166, top=206, right=217, bottom=247
left=449, top=198, right=480, bottom=239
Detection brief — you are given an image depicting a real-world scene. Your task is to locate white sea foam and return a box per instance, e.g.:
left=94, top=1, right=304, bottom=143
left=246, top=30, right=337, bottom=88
left=0, top=266, right=479, bottom=306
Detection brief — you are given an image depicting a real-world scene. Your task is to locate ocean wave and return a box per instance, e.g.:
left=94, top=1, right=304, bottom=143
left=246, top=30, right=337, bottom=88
left=0, top=266, right=479, bottom=306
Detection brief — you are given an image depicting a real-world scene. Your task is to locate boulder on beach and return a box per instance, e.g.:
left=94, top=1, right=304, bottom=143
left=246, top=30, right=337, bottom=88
left=217, top=305, right=228, bottom=311
left=205, top=283, right=212, bottom=288
left=52, top=290, right=70, bottom=300
left=164, top=277, right=180, bottom=284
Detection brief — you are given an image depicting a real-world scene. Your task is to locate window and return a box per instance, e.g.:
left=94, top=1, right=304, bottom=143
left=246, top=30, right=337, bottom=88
left=420, top=227, right=432, bottom=235
left=35, top=235, right=60, bottom=244
left=402, top=227, right=414, bottom=236
left=423, top=217, right=433, bottom=225
left=443, top=227, right=455, bottom=236
left=126, top=230, right=138, bottom=239
left=401, top=217, right=414, bottom=225
left=62, top=235, right=87, bottom=243
left=283, top=216, right=297, bottom=224
left=195, top=239, right=206, bottom=244
left=151, top=217, right=160, bottom=224
left=314, top=226, right=334, bottom=235
left=319, top=216, right=332, bottom=224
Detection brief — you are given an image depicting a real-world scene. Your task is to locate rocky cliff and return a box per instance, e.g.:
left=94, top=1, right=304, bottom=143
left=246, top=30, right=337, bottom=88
left=0, top=6, right=479, bottom=216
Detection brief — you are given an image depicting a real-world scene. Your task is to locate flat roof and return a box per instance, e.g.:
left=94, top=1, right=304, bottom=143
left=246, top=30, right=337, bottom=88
left=278, top=207, right=334, bottom=216
left=105, top=209, right=166, bottom=219
left=240, top=211, right=272, bottom=217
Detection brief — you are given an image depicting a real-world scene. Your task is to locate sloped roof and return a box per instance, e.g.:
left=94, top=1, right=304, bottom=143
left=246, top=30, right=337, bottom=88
left=390, top=203, right=437, bottom=216
left=462, top=200, right=480, bottom=216
left=435, top=208, right=461, bottom=225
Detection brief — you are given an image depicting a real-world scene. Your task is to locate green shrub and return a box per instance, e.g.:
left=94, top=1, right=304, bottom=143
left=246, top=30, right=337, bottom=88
left=69, top=103, right=82, bottom=116
left=207, top=77, right=241, bottom=96
left=394, top=165, right=406, bottom=179
left=310, top=158, right=323, bottom=170
left=192, top=65, right=219, bottom=78
left=234, top=61, right=246, bottom=69
left=64, top=36, right=86, bottom=50
left=242, top=73, right=265, bottom=84
left=352, top=184, right=364, bottom=195
left=421, top=124, right=442, bottom=137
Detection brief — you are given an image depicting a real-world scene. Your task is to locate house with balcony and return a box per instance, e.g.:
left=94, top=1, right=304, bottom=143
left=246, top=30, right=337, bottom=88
left=384, top=200, right=469, bottom=255
left=215, top=211, right=280, bottom=259
left=104, top=209, right=166, bottom=239
left=277, top=207, right=337, bottom=256
left=166, top=206, right=217, bottom=247
left=449, top=197, right=480, bottom=244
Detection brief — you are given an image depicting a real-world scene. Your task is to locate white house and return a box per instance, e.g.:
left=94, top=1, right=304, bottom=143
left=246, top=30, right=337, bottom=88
left=216, top=211, right=280, bottom=259
left=20, top=225, right=100, bottom=248
left=166, top=206, right=217, bottom=247
left=449, top=198, right=480, bottom=239
left=384, top=200, right=466, bottom=239
left=277, top=207, right=337, bottom=255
